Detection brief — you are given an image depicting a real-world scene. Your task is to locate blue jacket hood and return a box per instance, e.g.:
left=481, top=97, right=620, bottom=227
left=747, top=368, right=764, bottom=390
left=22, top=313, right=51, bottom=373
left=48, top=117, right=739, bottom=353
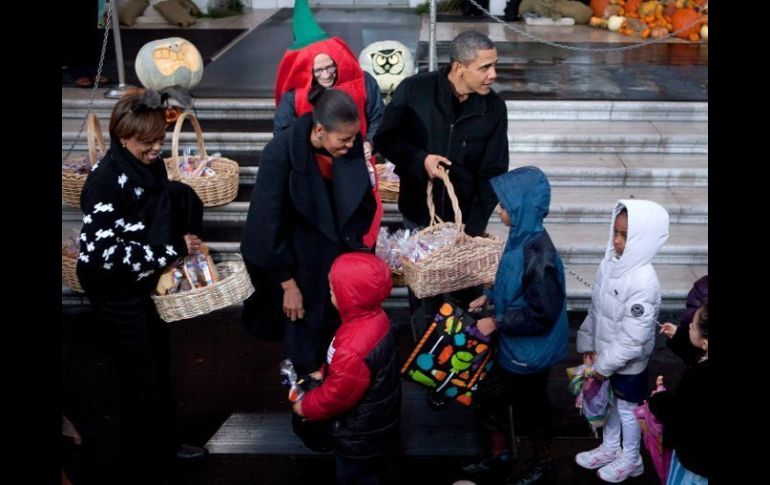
left=490, top=166, right=551, bottom=251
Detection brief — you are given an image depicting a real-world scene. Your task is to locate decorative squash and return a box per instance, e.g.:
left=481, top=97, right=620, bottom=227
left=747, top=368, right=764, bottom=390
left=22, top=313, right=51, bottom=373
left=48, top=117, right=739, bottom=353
left=671, top=7, right=701, bottom=40
left=625, top=0, right=643, bottom=15
left=608, top=15, right=625, bottom=31
left=700, top=24, right=708, bottom=42
left=135, top=37, right=203, bottom=90
left=590, top=0, right=612, bottom=18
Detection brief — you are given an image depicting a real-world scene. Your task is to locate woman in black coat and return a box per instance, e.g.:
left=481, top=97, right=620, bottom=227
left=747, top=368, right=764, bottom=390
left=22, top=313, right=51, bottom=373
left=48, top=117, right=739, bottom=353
left=241, top=88, right=377, bottom=375
left=76, top=89, right=206, bottom=483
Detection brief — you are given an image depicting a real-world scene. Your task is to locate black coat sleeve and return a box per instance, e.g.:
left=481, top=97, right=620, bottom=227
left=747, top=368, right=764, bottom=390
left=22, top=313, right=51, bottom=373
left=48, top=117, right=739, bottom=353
left=465, top=103, right=509, bottom=237
left=373, top=78, right=430, bottom=182
left=364, top=72, right=385, bottom=148
left=273, top=91, right=297, bottom=136
left=497, top=242, right=565, bottom=337
left=240, top=135, right=295, bottom=282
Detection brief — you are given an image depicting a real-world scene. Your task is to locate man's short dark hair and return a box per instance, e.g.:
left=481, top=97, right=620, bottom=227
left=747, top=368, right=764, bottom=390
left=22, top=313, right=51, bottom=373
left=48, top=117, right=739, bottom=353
left=450, top=30, right=496, bottom=65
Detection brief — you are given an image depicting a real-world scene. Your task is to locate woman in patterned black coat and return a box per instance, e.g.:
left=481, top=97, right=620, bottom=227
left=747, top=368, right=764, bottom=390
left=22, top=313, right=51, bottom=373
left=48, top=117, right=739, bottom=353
left=76, top=89, right=206, bottom=483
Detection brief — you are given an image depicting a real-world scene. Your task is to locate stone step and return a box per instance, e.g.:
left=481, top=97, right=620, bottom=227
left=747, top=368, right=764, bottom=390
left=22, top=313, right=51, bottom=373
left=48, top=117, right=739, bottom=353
left=227, top=151, right=709, bottom=189
left=61, top=263, right=706, bottom=312
left=62, top=118, right=707, bottom=155
left=62, top=215, right=707, bottom=268
left=61, top=95, right=708, bottom=122
left=62, top=185, right=709, bottom=225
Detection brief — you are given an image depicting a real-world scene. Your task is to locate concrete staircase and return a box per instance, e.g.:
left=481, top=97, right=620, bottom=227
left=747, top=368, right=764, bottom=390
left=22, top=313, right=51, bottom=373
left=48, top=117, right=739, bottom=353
left=62, top=96, right=708, bottom=311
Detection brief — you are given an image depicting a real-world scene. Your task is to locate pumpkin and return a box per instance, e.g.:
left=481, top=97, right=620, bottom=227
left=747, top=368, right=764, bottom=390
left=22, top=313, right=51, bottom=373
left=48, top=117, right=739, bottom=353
left=135, top=37, right=203, bottom=90
left=590, top=0, right=612, bottom=18
left=608, top=15, right=625, bottom=32
left=625, top=0, right=643, bottom=15
left=671, top=7, right=701, bottom=40
left=358, top=40, right=415, bottom=96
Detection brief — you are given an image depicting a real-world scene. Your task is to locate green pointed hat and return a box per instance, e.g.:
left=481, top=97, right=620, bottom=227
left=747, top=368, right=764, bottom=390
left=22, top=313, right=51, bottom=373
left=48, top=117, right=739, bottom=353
left=290, top=0, right=330, bottom=50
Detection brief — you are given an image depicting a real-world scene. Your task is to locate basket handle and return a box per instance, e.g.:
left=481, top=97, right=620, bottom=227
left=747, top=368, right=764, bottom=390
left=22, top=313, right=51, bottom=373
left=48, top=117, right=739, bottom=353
left=86, top=112, right=106, bottom=168
left=426, top=169, right=464, bottom=236
left=168, top=111, right=208, bottom=179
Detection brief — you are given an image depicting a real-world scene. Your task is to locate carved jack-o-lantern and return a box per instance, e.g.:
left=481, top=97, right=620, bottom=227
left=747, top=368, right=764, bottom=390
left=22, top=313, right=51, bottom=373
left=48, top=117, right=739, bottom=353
left=358, top=40, right=414, bottom=96
left=135, top=37, right=203, bottom=91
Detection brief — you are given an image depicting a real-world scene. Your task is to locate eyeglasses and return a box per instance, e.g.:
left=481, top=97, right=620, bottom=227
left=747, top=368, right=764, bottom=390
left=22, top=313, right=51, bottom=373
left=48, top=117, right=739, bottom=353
left=312, top=64, right=337, bottom=77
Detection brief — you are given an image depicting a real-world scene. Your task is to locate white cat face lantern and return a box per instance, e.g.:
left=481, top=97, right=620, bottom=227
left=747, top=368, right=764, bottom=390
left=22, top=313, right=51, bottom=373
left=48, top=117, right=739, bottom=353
left=358, top=40, right=414, bottom=95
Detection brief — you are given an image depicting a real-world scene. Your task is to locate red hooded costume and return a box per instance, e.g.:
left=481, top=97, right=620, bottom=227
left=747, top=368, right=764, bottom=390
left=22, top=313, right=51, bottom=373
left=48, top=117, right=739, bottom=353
left=273, top=4, right=383, bottom=248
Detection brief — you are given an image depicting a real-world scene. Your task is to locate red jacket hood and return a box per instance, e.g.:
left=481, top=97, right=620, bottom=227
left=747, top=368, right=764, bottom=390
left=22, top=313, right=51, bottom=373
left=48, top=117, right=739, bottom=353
left=274, top=37, right=368, bottom=135
left=329, top=253, right=392, bottom=322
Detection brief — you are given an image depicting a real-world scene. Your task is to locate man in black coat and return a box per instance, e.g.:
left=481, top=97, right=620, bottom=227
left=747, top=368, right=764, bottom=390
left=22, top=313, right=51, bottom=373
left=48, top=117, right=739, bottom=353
left=374, top=30, right=509, bottom=337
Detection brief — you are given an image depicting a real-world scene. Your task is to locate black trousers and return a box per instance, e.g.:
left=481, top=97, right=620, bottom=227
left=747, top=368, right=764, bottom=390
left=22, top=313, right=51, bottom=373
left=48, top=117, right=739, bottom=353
left=89, top=292, right=180, bottom=483
left=473, top=366, right=553, bottom=460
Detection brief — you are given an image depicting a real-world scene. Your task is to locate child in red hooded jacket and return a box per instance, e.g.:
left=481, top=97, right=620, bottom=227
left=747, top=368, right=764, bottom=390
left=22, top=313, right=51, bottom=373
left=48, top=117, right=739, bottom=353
left=293, top=252, right=401, bottom=484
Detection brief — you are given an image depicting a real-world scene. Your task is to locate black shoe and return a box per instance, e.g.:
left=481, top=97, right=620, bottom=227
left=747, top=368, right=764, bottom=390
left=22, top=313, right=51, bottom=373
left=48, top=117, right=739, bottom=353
left=175, top=444, right=208, bottom=462
left=460, top=453, right=513, bottom=480
left=505, top=462, right=555, bottom=485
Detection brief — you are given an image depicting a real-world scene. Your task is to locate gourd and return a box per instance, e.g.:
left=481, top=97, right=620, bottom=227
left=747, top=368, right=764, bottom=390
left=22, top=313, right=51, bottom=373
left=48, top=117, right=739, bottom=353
left=135, top=37, right=203, bottom=90
left=671, top=7, right=701, bottom=40
left=608, top=15, right=625, bottom=32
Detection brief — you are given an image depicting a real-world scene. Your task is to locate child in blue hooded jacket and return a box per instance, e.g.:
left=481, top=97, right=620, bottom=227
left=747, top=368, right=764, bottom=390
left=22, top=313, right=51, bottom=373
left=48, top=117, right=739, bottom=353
left=459, top=166, right=569, bottom=485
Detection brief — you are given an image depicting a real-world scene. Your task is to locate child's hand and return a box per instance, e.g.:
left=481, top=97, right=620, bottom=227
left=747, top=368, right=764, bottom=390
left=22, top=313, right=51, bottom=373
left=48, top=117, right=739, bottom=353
left=309, top=371, right=323, bottom=381
left=659, top=322, right=677, bottom=339
left=582, top=351, right=595, bottom=366
left=476, top=317, right=497, bottom=336
left=468, top=295, right=488, bottom=312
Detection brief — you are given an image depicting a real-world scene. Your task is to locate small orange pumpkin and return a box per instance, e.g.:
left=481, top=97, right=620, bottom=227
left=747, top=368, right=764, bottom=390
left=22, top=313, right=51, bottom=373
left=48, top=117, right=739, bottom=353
left=672, top=7, right=701, bottom=40
left=625, top=0, right=642, bottom=15
left=590, top=0, right=612, bottom=18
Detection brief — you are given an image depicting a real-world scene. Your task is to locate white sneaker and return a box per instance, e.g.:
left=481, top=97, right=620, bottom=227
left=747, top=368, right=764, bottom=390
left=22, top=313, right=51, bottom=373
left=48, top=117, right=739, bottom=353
left=597, top=454, right=644, bottom=483
left=575, top=445, right=621, bottom=470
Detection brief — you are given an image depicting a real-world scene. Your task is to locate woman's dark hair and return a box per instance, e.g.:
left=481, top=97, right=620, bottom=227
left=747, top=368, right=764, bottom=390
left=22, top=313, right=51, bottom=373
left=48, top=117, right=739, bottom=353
left=311, top=88, right=359, bottom=133
left=109, top=89, right=167, bottom=143
left=307, top=83, right=326, bottom=106
left=696, top=301, right=708, bottom=338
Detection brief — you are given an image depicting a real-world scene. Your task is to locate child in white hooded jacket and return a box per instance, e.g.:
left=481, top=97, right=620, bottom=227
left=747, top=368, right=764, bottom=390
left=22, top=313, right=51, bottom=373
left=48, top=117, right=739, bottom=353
left=574, top=199, right=669, bottom=483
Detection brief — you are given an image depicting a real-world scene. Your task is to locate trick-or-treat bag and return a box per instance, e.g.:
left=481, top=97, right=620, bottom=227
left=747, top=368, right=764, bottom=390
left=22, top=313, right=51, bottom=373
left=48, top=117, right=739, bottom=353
left=401, top=301, right=494, bottom=406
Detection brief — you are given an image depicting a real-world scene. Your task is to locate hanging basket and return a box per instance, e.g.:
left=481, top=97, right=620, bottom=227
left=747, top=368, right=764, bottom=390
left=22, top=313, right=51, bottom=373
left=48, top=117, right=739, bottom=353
left=401, top=171, right=503, bottom=298
left=62, top=245, right=84, bottom=293
left=164, top=111, right=239, bottom=207
left=152, top=258, right=255, bottom=322
left=375, top=162, right=399, bottom=203
left=62, top=112, right=106, bottom=207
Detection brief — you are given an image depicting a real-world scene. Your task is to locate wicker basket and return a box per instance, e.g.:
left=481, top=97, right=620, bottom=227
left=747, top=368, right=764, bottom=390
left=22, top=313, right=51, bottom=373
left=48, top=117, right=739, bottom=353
left=401, top=171, right=503, bottom=298
left=164, top=111, right=239, bottom=207
left=375, top=163, right=399, bottom=203
left=62, top=245, right=84, bottom=293
left=62, top=113, right=106, bottom=207
left=391, top=269, right=406, bottom=287
left=152, top=259, right=255, bottom=322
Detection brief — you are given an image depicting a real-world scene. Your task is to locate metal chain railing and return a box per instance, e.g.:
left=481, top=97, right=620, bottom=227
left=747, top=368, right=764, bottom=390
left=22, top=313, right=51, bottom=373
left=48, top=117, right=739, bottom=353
left=461, top=0, right=707, bottom=53
left=564, top=263, right=595, bottom=290
left=62, top=0, right=114, bottom=162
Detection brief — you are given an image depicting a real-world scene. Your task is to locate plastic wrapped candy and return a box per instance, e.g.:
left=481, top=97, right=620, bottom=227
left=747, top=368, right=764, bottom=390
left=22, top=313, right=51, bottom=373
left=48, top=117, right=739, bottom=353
left=566, top=363, right=614, bottom=434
